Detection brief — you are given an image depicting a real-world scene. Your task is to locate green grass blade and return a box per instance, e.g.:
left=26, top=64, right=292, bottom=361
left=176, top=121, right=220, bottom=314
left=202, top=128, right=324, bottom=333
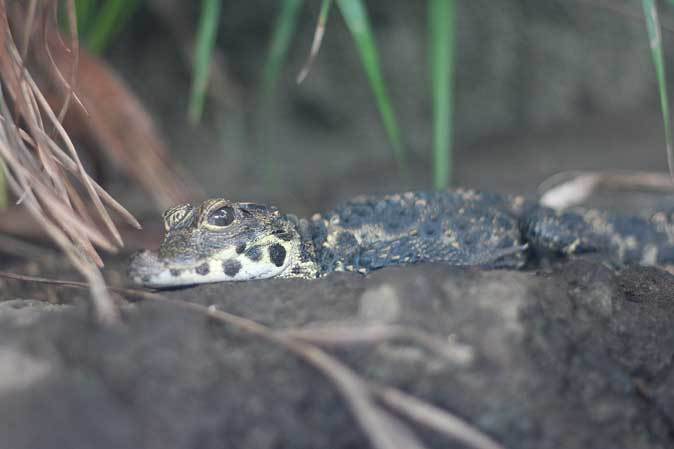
left=261, top=0, right=304, bottom=101
left=188, top=0, right=222, bottom=124
left=86, top=0, right=141, bottom=54
left=74, top=0, right=95, bottom=35
left=429, top=0, right=455, bottom=190
left=643, top=0, right=674, bottom=179
left=336, top=0, right=406, bottom=169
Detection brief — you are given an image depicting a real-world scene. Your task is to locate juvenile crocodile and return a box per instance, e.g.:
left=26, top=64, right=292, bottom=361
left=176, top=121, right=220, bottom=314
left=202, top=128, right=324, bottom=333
left=128, top=189, right=674, bottom=287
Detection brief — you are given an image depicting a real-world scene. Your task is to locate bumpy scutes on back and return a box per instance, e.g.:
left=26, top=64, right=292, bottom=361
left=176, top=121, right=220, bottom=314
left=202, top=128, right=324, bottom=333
left=307, top=189, right=528, bottom=274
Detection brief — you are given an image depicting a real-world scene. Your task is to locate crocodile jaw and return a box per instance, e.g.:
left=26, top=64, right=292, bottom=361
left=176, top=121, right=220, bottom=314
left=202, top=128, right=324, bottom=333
left=128, top=248, right=290, bottom=288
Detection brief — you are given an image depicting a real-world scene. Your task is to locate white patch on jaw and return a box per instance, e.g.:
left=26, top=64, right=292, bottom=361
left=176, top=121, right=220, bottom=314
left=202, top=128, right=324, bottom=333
left=138, top=241, right=293, bottom=287
left=231, top=257, right=286, bottom=280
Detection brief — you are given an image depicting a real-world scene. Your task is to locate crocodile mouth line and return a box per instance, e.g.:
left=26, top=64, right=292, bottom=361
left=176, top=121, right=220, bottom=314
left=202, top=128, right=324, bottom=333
left=128, top=247, right=291, bottom=287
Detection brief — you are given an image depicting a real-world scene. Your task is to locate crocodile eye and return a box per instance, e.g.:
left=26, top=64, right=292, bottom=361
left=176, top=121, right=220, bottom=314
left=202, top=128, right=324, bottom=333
left=207, top=206, right=235, bottom=227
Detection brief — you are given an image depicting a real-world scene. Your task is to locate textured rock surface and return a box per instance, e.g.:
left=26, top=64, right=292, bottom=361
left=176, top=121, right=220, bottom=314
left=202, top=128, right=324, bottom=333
left=2, top=259, right=674, bottom=449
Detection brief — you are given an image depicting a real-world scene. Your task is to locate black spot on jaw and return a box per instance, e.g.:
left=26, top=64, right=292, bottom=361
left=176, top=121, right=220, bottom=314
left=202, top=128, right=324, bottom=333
left=245, top=246, right=262, bottom=261
left=236, top=243, right=247, bottom=254
left=170, top=269, right=182, bottom=277
left=196, top=263, right=210, bottom=275
left=223, top=259, right=242, bottom=277
left=269, top=243, right=287, bottom=267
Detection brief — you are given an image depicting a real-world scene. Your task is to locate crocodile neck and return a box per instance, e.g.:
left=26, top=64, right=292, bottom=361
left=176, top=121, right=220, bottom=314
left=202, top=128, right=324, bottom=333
left=285, top=214, right=353, bottom=277
left=275, top=214, right=323, bottom=279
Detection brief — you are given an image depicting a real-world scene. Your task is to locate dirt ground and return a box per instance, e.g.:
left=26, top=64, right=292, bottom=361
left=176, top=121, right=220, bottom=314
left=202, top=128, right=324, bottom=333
left=2, top=257, right=674, bottom=449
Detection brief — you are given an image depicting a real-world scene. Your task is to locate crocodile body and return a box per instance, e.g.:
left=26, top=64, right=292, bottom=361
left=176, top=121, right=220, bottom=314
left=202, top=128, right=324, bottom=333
left=128, top=189, right=674, bottom=287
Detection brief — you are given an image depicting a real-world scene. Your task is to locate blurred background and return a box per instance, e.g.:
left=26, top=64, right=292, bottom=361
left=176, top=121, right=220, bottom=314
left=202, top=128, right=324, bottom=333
left=2, top=0, right=674, bottom=254
left=99, top=0, right=671, bottom=216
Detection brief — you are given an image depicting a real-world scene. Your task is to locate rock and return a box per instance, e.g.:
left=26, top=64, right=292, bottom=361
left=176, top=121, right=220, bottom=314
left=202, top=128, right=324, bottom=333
left=1, top=260, right=673, bottom=448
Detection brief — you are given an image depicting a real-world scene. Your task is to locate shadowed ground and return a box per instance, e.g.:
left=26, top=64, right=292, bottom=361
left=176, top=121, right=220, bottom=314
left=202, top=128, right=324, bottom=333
left=1, top=258, right=674, bottom=449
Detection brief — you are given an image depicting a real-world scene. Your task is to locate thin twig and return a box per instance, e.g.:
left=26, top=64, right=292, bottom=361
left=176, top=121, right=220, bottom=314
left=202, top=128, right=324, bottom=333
left=0, top=271, right=158, bottom=299
left=539, top=170, right=674, bottom=210
left=279, top=322, right=474, bottom=365
left=297, top=0, right=332, bottom=84
left=371, top=384, right=507, bottom=449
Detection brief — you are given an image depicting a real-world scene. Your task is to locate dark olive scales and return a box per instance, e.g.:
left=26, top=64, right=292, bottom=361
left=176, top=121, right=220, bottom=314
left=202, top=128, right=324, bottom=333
left=129, top=189, right=674, bottom=287
left=307, top=191, right=528, bottom=274
left=306, top=190, right=674, bottom=274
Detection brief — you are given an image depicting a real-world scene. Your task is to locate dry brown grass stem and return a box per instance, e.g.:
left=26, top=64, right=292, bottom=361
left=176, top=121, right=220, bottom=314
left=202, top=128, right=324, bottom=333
left=0, top=0, right=142, bottom=324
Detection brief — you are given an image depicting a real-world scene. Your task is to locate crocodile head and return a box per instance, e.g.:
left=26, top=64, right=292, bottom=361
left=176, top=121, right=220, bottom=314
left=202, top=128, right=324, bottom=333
left=128, top=199, right=318, bottom=287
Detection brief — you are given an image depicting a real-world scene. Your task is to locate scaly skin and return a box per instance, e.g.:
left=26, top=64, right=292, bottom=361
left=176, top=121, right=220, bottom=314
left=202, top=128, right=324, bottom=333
left=128, top=189, right=674, bottom=287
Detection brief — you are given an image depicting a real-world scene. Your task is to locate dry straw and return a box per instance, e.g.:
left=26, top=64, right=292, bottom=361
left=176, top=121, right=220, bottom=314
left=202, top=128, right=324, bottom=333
left=0, top=0, right=141, bottom=324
